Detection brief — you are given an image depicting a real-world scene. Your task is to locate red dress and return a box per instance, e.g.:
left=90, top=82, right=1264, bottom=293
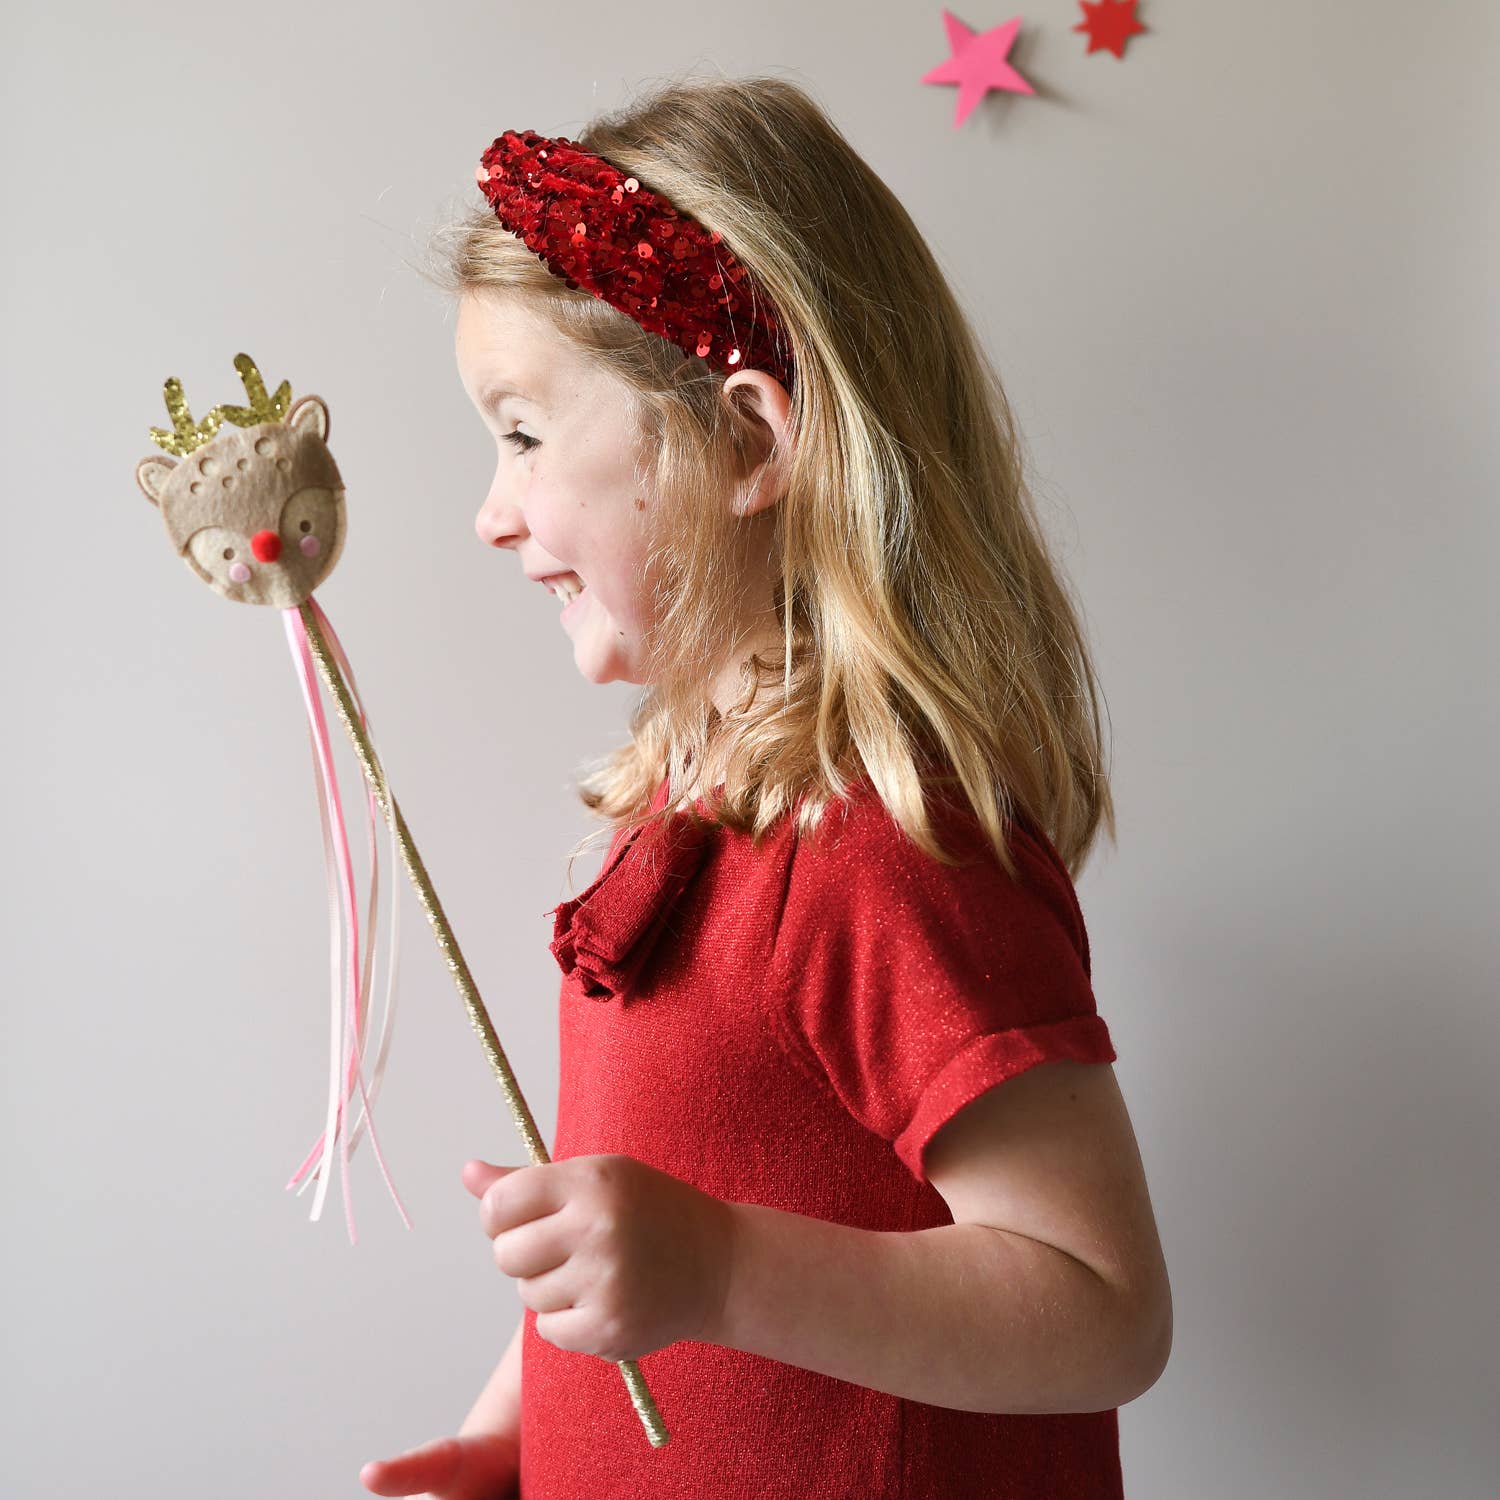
left=518, top=769, right=1122, bottom=1499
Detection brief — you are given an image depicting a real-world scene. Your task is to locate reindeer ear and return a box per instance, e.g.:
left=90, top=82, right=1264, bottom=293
left=135, top=454, right=177, bottom=508
left=286, top=394, right=330, bottom=443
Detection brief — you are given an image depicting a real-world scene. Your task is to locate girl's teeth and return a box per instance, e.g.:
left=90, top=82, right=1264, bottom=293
left=552, top=574, right=584, bottom=605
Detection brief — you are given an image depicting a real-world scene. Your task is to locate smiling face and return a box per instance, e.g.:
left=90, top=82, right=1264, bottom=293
left=455, top=290, right=666, bottom=689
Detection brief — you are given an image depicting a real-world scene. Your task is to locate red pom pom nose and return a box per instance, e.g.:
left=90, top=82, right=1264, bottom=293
left=251, top=530, right=282, bottom=563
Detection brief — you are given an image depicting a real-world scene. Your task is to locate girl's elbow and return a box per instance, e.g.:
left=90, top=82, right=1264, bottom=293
left=1119, top=1281, right=1173, bottom=1405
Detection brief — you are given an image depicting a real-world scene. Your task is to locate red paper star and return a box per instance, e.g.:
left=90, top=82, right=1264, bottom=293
left=921, top=11, right=1035, bottom=129
left=1073, top=0, right=1147, bottom=58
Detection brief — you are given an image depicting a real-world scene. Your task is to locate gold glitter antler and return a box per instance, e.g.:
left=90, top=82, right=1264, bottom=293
left=215, top=352, right=292, bottom=428
left=148, top=376, right=227, bottom=456
left=146, top=353, right=293, bottom=456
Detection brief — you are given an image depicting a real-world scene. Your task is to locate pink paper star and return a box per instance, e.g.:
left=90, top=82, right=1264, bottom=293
left=921, top=11, right=1036, bottom=129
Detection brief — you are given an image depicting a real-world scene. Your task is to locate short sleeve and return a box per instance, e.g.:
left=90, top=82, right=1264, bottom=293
left=766, top=787, right=1116, bottom=1186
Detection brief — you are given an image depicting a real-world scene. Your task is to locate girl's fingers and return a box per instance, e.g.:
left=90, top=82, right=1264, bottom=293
left=359, top=1432, right=520, bottom=1500
left=359, top=1436, right=461, bottom=1496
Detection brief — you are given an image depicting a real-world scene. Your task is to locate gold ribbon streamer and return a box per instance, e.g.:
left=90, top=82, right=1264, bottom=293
left=297, top=599, right=671, bottom=1450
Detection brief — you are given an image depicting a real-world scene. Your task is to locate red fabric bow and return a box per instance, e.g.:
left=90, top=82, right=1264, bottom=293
left=547, top=801, right=714, bottom=1002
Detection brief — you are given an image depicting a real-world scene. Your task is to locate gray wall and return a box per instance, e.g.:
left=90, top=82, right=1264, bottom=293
left=4, top=2, right=1496, bottom=1495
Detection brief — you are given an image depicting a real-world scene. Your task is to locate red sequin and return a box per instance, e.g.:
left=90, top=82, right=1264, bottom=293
left=476, top=130, right=794, bottom=391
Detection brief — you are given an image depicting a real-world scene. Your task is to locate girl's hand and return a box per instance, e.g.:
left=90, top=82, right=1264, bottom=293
left=462, top=1154, right=736, bottom=1364
left=358, top=1431, right=519, bottom=1499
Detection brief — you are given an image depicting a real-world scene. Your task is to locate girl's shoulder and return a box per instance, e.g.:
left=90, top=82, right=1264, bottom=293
left=775, top=770, right=1091, bottom=977
left=795, top=766, right=1064, bottom=877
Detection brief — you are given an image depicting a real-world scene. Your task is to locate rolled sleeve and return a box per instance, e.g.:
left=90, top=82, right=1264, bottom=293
left=769, top=785, right=1116, bottom=1187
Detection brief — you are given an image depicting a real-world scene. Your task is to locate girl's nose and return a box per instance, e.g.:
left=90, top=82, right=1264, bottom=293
left=476, top=498, right=526, bottom=550
left=251, top=530, right=282, bottom=563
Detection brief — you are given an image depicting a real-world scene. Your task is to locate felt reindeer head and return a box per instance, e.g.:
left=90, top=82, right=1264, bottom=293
left=135, top=354, right=346, bottom=608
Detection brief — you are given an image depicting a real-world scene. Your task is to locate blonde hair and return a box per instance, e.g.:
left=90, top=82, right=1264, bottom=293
left=422, top=70, right=1116, bottom=885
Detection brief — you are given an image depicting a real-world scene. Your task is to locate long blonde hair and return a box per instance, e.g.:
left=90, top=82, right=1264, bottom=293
left=423, top=70, right=1116, bottom=884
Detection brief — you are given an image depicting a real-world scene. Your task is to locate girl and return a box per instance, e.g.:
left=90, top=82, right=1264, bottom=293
left=362, top=72, right=1171, bottom=1500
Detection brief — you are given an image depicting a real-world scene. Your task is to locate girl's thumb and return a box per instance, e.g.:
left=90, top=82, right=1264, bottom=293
left=461, top=1158, right=521, bottom=1196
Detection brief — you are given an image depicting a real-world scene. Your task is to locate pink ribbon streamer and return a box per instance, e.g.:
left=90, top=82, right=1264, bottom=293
left=298, top=597, right=407, bottom=1195
left=279, top=599, right=411, bottom=1243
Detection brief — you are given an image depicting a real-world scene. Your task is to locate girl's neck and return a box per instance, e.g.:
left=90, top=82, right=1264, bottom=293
left=678, top=743, right=728, bottom=808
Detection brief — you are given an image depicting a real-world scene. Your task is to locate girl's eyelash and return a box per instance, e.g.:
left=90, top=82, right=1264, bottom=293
left=503, top=430, right=539, bottom=454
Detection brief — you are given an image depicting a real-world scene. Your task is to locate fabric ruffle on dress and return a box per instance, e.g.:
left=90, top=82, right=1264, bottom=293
left=546, top=782, right=714, bottom=1002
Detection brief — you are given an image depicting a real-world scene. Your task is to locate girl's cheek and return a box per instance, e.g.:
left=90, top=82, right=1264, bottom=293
left=521, top=477, right=571, bottom=561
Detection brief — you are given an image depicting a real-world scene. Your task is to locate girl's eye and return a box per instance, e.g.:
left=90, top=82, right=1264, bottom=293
left=503, top=429, right=540, bottom=454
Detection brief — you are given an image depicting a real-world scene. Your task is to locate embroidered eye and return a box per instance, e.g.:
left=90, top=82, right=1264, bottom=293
left=503, top=429, right=540, bottom=454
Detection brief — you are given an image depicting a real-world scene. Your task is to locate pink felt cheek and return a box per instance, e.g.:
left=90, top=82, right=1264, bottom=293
left=229, top=562, right=252, bottom=583
left=300, top=535, right=322, bottom=557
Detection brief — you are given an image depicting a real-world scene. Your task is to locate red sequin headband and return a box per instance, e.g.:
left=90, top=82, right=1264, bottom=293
left=474, top=129, right=794, bottom=392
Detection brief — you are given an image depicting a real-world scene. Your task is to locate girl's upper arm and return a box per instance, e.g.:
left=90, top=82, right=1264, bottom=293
left=923, top=1057, right=1172, bottom=1329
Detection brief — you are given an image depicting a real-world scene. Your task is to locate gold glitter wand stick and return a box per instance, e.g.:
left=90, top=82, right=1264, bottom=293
left=295, top=599, right=671, bottom=1450
left=134, top=355, right=667, bottom=1447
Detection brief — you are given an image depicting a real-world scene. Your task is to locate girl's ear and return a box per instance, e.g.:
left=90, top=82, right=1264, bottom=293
left=722, top=369, right=793, bottom=517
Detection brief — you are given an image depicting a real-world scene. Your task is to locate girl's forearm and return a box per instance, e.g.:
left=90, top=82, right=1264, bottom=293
left=707, top=1200, right=1169, bottom=1416
left=458, top=1310, right=525, bottom=1440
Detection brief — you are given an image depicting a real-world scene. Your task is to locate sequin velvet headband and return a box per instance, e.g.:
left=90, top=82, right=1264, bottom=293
left=474, top=129, right=795, bottom=392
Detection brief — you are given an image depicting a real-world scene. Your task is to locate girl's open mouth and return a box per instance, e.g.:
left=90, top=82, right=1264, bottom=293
left=547, top=572, right=587, bottom=618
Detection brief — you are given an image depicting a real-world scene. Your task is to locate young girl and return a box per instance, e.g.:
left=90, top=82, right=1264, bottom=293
left=361, top=72, right=1171, bottom=1500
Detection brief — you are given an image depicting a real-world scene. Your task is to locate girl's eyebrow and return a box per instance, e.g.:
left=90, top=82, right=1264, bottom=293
left=481, top=383, right=543, bottom=413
